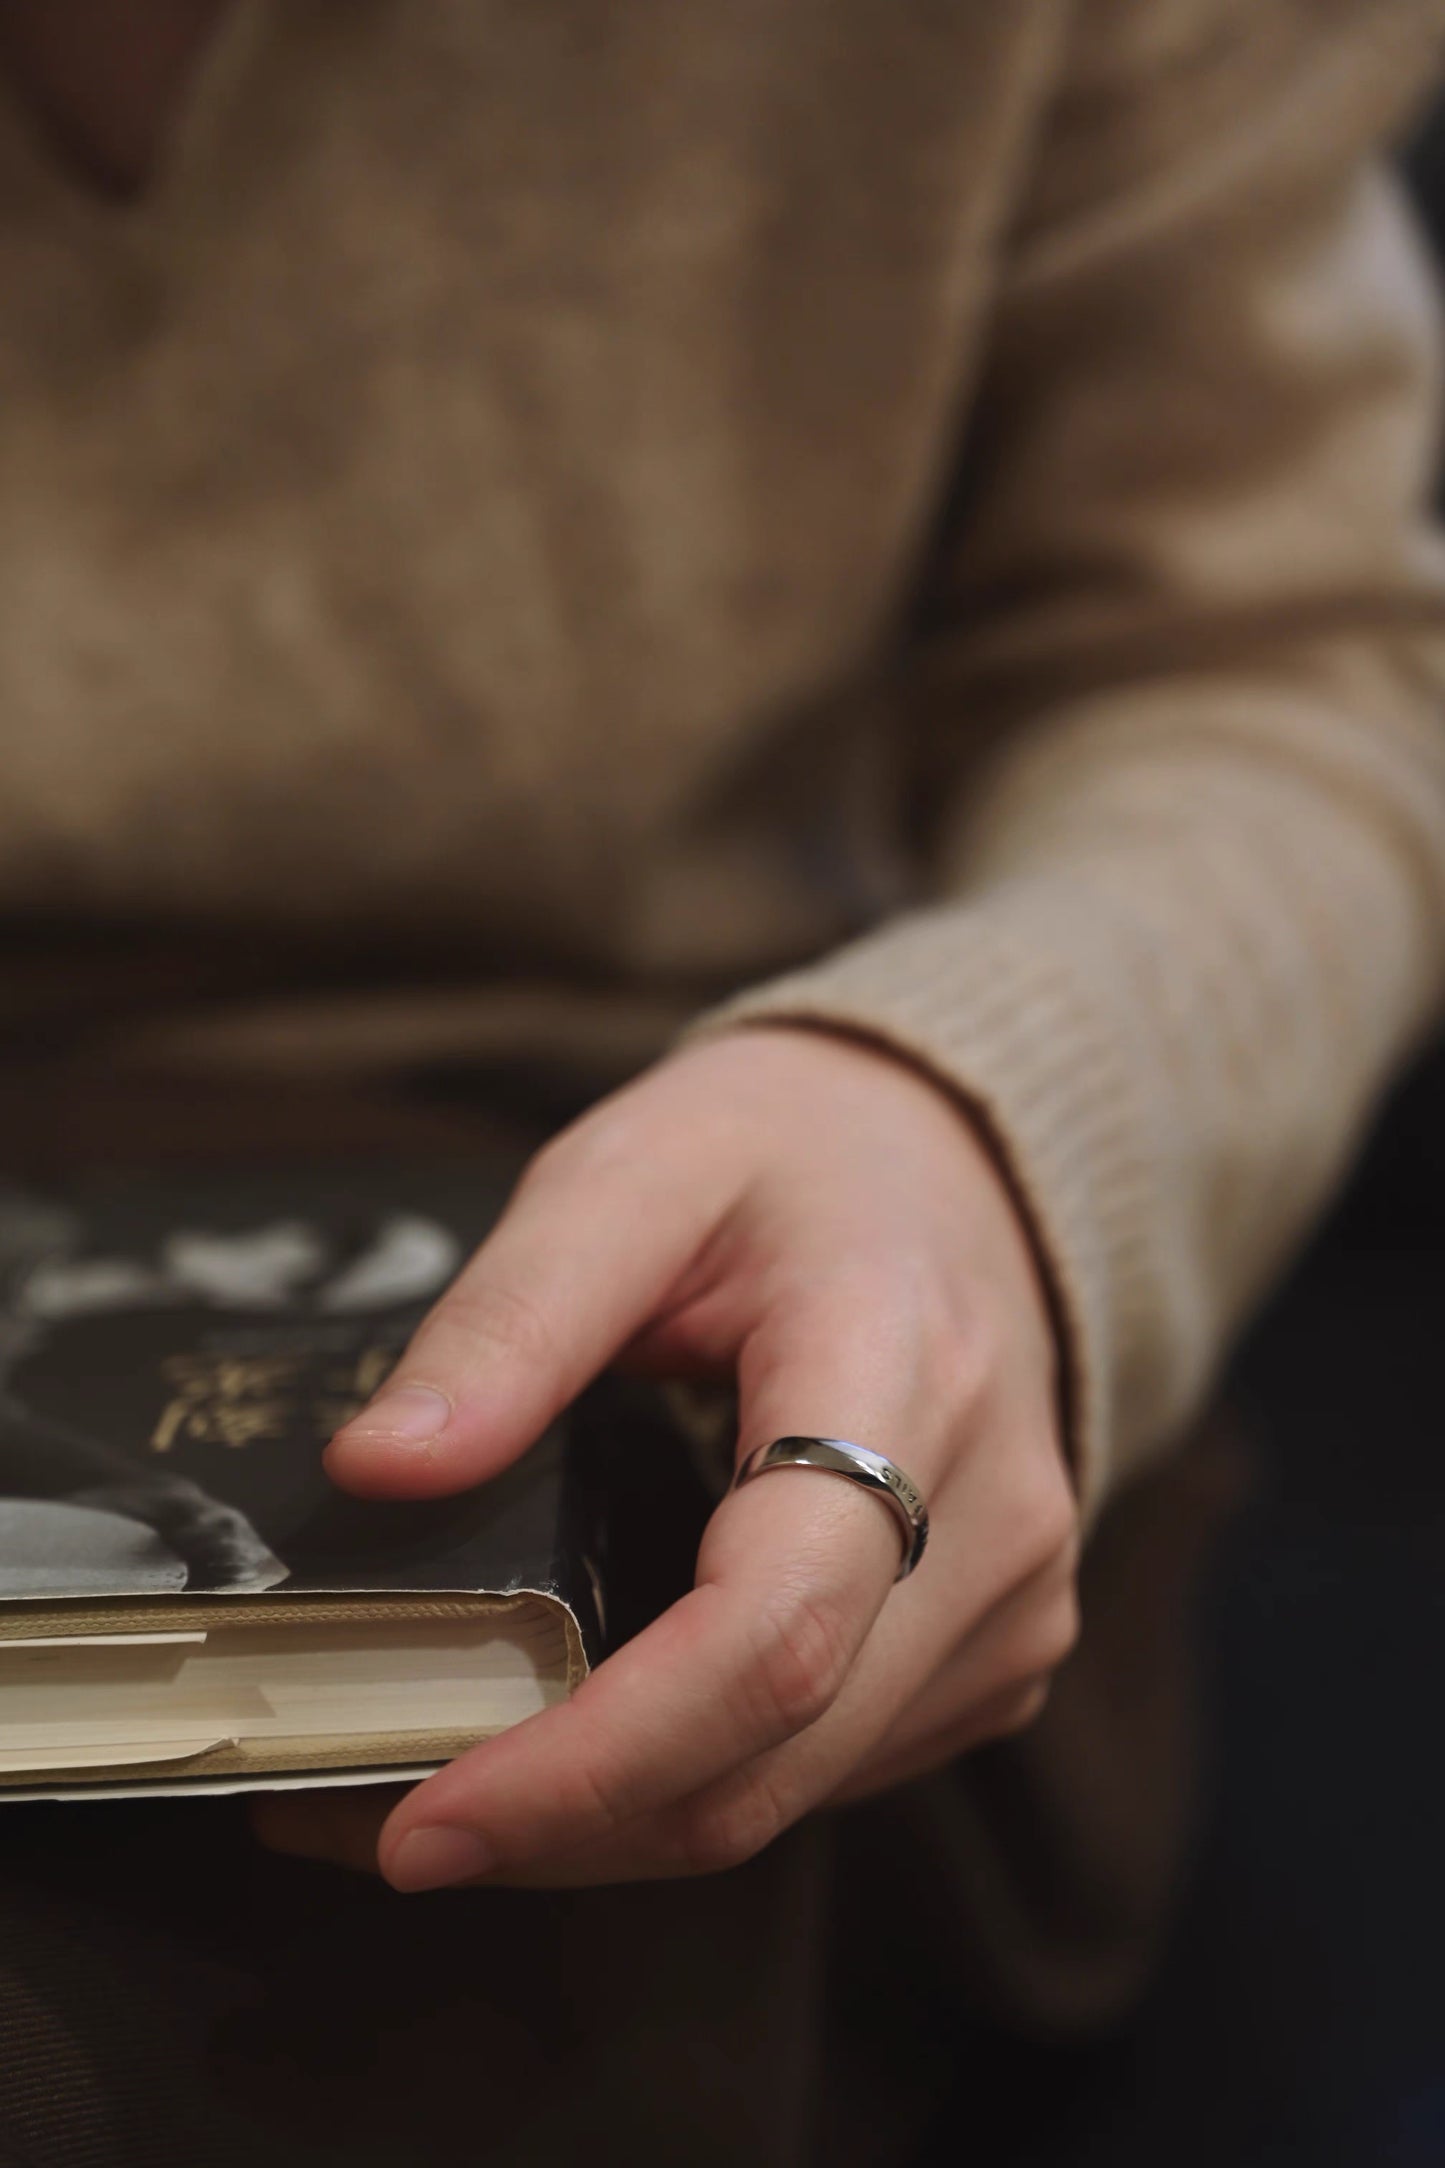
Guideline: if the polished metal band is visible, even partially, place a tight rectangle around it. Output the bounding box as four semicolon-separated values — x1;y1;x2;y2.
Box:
732;1436;929;1580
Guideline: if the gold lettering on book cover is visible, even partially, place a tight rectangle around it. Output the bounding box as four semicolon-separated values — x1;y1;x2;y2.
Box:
149;1348;397;1453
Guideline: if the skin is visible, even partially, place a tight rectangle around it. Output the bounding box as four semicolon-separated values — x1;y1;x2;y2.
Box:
253;1026;1080;1892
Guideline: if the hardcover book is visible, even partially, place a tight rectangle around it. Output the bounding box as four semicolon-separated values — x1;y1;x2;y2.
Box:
0;1159;618;1801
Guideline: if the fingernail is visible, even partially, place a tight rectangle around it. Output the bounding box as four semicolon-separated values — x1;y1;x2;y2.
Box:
386;1825;495;1893
336;1385;451;1445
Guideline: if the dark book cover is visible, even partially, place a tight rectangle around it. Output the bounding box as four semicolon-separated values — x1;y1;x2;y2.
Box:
0;1160;612;1662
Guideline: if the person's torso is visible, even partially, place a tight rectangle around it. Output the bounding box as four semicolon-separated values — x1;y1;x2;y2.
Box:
0;0;1060;1018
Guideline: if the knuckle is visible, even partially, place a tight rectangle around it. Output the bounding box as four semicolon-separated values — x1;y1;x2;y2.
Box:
744;1585;855;1739
523;1101;639;1193
1016;1586;1081;1679
988;1577;1080;1690
679;1781;786;1877
431;1277;559;1373
565;1754;638;1840
1052;1583;1083;1667
888;1276;998;1424
1004;1447;1078;1581
514;1140;563;1198
943;1304;1005;1415
993;1678;1052;1741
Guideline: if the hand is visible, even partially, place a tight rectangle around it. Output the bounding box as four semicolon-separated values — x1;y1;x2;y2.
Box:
253;1028;1079;1889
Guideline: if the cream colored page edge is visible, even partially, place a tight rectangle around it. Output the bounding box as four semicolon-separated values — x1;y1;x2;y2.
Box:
0;1588;590;1796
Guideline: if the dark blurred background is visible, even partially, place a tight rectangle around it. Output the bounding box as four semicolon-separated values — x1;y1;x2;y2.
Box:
920;108;1445;2168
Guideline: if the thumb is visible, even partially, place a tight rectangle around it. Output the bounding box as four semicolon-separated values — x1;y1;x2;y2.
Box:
323;1128;727;1499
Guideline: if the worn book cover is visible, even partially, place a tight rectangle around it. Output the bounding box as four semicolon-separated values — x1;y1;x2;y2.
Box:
0;1159;618;1798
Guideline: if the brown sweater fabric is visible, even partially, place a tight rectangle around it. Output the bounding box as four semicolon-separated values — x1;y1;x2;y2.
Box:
4;0;1445;1518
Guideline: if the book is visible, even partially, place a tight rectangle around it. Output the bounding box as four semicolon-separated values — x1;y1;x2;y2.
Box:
0;1158;618;1801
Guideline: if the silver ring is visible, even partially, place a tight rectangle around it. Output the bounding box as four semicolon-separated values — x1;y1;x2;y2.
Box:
731;1436;929;1581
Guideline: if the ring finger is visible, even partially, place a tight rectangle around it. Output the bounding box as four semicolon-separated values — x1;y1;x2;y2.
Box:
371;1278;961;1891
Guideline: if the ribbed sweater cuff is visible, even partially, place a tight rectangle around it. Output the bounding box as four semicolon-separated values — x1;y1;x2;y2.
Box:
683;896;1162;1517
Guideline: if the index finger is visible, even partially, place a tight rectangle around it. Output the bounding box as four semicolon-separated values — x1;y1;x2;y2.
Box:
324;1117;733;1498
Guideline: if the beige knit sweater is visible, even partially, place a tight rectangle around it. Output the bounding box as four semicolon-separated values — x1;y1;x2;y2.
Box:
2;0;1445;1519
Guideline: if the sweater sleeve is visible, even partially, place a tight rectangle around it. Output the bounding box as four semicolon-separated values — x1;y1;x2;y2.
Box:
688;0;1445;1514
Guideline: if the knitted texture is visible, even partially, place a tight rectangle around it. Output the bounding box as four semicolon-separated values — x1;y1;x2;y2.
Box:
0;0;1440;1513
